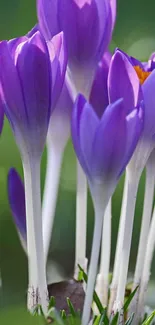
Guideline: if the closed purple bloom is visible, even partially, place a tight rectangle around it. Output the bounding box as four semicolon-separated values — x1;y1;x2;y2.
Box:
37;0;114;70
0;32;51;155
8;168;26;241
71;94;143;184
71;49;144;184
0;31;67;157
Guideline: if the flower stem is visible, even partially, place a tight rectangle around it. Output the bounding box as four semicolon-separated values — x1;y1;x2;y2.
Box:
129;154;155;316
23;156;48;314
96;199;112;306
136;206;155;322
108;174;128;315
82;203;105;325
74;161;88;279
113;170;140;311
42;143;63;261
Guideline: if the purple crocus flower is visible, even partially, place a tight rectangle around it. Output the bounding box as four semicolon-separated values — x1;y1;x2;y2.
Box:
72;50;143;188
0;31;68;313
8;168;26;244
115;49;155;148
37;0;115;96
0;32;51;155
71;50;144;325
0;31;67;156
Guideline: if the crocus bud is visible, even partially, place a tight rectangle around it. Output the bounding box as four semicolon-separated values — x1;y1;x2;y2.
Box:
37;0;115;95
71;93;143;194
0;31;67;158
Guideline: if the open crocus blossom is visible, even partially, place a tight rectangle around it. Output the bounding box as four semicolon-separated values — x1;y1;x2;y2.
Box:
71;49;144;322
37;0;115;97
0;30;67;314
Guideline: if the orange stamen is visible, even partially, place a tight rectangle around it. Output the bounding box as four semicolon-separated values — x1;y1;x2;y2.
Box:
134;66;151;85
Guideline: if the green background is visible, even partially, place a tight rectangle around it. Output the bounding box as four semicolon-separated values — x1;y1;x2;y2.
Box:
0;0;155;322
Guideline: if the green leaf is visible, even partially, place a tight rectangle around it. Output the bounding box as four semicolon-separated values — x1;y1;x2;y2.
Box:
78;269;84;282
125;313;134;325
67;298;76;317
48;296;56;310
93;315;101;325
60;310;67;321
47;307;64;325
142;310;155;325
123;287;138;312
78;265;104;314
110;312;119;325
32;305;45;317
100;309;109;325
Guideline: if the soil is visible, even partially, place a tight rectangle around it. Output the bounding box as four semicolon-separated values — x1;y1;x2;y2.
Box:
48;279;85;314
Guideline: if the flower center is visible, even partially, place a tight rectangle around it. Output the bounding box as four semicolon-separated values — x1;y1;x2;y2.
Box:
134;65;151;85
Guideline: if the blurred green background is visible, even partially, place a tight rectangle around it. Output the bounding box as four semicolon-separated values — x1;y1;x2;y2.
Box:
0;0;155;322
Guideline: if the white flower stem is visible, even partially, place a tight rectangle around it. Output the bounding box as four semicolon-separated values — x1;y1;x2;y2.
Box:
108;174;128;315
42;143;63;261
129;155;155;316
23;155;48;314
96;199;112;307
74;161;88;279
82;200;106;325
113;170;140;311
136;206;155;322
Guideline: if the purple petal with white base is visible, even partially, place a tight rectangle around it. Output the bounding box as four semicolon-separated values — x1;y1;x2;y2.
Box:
71;93;144;185
0;31;66;155
91;99;127;181
48;32;67;109
37;0;114;69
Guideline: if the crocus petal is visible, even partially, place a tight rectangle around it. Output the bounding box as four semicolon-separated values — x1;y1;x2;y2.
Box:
119;106;144;176
8;168;26;240
90;50;111;118
0;41;26;129
37;0;59;40
71;94;97;177
91;98;127;180
47;32;67;110
79;100;99;178
8;37;28;57
15;32;51;147
115;48;144;69
27;24;40;38
108;50;141;113
38;0;112;67
142;70;155;138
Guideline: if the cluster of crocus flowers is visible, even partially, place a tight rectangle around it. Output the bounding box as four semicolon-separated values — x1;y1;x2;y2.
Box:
1;1;155;325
